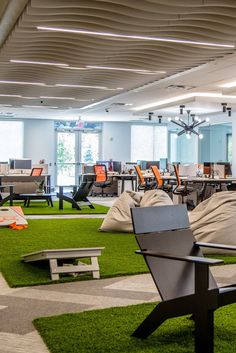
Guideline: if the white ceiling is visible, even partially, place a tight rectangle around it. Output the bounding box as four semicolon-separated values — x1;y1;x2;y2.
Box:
0;0;236;124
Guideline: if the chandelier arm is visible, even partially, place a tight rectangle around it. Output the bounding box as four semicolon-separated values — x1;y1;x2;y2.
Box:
193;120;206;128
179;119;188;127
177;129;186;136
189;128;199;136
171;120;185;128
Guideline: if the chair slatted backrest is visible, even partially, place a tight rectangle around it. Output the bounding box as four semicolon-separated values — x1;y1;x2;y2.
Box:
94;164;107;183
173;164;181;187
151;165;163;187
135;165;145;185
131;205;217;301
73;174;95;201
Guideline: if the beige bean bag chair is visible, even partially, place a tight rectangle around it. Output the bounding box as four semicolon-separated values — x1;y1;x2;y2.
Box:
189;191;236;255
100;189;173;233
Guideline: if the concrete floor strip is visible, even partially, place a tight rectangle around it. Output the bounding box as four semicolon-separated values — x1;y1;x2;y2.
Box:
0;331;49;353
7;288;157;309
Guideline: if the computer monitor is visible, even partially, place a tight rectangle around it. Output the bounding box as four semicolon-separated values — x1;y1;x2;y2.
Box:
84;165;95;174
146;161;159;170
215;162;232;176
9;158;32;170
203;162;212;175
125;162;137;173
96;160;111;171
112;161;122;173
159;158;168;171
137;160;147;170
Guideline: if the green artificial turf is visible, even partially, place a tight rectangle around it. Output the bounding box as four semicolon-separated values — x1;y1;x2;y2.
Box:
0;218;236;287
12;200;109;214
0;218;147;287
34;302;236;353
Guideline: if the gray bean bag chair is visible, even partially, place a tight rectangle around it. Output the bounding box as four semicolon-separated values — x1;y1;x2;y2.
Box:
100;189;173;233
189;191;236;255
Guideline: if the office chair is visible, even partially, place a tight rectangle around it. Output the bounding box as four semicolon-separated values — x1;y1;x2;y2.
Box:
151;165;172;193
172;164;194;205
93;164;112;196
134;165;156;191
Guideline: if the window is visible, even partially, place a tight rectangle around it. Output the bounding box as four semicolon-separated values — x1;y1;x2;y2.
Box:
0;121;23;161
81;132;99;163
56;132;75;185
227;133;232;162
131;124;167;162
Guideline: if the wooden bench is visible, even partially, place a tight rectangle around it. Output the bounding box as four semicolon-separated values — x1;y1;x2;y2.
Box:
22;247;104;280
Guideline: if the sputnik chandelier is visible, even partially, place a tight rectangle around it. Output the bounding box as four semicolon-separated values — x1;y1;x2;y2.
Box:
168;105;209;139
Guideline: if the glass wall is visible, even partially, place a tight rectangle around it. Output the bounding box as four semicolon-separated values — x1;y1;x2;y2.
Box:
0;121;23;161
131;124;168;162
56;127;101;185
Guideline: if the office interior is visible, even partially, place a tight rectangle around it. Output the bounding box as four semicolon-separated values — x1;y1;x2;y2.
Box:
1;1;236;352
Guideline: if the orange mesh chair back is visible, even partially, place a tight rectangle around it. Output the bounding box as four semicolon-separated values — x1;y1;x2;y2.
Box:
135;165;145;186
94;164;107;183
173;164;181;187
151;165;163;188
30;167;43;176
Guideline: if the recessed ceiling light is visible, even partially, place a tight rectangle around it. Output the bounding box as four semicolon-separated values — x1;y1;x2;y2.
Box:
37;26;235;48
86;66;166;74
22;105;47;108
40;96;76;100
0;80;46;86
10;59;69;67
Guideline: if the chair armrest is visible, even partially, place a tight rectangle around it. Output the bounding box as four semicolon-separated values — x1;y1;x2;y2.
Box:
195;242;236;252
136;250;223;265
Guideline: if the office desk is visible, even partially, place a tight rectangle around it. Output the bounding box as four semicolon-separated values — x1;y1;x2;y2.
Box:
184;177;236;201
0;174;51;194
0;184;14;206
110;174;137;193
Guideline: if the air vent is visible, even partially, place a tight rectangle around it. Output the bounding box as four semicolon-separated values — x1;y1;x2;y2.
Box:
167;85;196;90
111;102;126;106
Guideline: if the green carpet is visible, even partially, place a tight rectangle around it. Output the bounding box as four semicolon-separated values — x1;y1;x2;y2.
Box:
0;218;147;287
12;200;109;214
34;302;236;353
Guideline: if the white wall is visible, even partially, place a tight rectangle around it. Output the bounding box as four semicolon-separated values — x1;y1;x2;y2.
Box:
102;122;131;162
24;119;56;184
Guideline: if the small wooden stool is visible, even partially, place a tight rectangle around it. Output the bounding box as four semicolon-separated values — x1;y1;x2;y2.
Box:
22;247;104;280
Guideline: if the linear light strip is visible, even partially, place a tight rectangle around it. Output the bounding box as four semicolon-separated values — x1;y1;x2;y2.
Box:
37;26;235;48
0;80;46;86
133;92;236;111
10;59;68;67
86;65;166;74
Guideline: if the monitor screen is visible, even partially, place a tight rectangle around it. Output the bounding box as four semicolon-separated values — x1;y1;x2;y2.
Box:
112;161;122;173
96;160;112;171
9;158;32;170
146;161;159;170
84;165;95;174
159;158;168;170
137;160;147;170
203;162;213;175
215;162;232;176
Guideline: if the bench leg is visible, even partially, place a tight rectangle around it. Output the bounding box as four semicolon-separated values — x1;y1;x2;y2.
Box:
91;256;100;279
49;259;60;280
